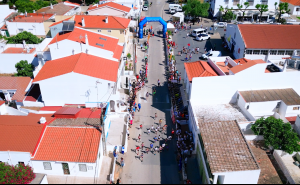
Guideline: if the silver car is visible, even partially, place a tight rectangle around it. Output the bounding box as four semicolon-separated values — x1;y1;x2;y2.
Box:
196;34;210;41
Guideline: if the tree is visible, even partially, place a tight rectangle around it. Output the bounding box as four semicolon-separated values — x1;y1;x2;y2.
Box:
7;31;43;44
275;2;290;22
15;0;58;13
219;5;225;20
255;4;268;22
222;8;236;21
251;117;300;154
0;162;35;184
15;60;34;77
237;2;250;22
182;0;210;20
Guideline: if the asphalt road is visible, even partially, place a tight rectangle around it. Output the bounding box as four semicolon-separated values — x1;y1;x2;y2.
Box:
120;1;181;184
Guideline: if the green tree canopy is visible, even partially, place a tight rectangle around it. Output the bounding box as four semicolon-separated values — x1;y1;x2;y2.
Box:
255;4;268;22
7;31;43;44
182;0;210;18
237;2;250;22
15;0;58;13
275;2;290;22
251;117;300;154
222;8;236;21
15;60;34;77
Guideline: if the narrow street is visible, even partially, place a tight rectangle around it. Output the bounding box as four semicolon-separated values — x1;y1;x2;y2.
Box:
120;0;181;183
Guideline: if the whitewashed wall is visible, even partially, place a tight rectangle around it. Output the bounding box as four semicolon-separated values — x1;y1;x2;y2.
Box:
37;72;115;106
32;161;97;177
88;7;127;17
213;169;261;184
190;71;300;105
0;103;6;115
48;39;117;61
225;24;245;59
286;105;300;117
0;53;36;73
6;22;46;36
0;151;32;166
234;63;269;76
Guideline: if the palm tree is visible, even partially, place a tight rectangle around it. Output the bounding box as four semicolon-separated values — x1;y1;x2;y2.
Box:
237;2;250;22
255;4;268;22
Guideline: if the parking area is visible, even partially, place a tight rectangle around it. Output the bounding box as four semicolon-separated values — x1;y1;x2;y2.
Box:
171;18;231;79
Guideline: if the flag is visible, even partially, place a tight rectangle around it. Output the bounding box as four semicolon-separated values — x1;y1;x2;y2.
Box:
135;55;137;63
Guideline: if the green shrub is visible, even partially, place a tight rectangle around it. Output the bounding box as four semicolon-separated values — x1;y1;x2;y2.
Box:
15;60;34;77
127;53;131;59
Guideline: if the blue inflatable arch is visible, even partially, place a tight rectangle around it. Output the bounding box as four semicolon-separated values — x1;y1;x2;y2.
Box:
139;17;167;39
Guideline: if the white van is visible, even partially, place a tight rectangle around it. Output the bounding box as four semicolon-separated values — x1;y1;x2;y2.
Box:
192;28;206;37
201;51;222;60
169;4;181;11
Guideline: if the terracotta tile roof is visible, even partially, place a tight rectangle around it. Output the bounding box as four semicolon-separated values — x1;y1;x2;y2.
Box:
4;12;15;20
216;62;233;75
234;58;251;65
49;27;120;53
33;53;119;82
281;0;300;5
198;120;259;173
0;77;31;102
2;47;36;54
286;116;297;124
9;13;53;23
239;88;300;105
184;61;218;82
77;108;101;118
230;59;266;74
0;25;7;30
0;101;5;106
49;17;72;27
113;45;124;60
74;15;130;29
54;107;81;118
0;114;54;154
238;25;300;49
87;2;131;13
36;3;74;15
33;127;101;162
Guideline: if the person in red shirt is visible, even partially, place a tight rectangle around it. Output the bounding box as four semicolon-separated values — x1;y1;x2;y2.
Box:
136;74;139;80
136;146;140;155
171;129;175;136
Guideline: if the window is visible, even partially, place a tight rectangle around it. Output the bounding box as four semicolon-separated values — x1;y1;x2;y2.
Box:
293;107;299;110
285;50;293;55
296;8;300;11
270;50;277;55
18;29;24;32
18;162;25;165
253;50;260;54
233;0;240;5
79;164;87;172
98;29;101;32
261;50;268;55
43;162;52;170
261;0;268;5
248;0;254;6
108;30;112;33
9;92;14;97
224;0;229;4
277;50;285;55
246;50;252;54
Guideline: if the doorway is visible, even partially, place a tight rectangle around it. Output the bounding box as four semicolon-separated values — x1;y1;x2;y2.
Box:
62;163;70;175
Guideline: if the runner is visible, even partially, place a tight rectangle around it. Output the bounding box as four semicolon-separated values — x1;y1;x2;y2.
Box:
138;134;141;143
136;146;140;155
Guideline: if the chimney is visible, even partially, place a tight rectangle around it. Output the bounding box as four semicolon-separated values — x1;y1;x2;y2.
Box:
50;3;53;9
25;10;27;17
97;4;98;7
105;16;108;23
82;17;85;27
26;48;30;53
40;117;46;124
22;40;26;49
85;34;89;46
33;10;35;13
283;60;288;72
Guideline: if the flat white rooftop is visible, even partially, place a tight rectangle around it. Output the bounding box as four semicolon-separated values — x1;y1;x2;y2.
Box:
194;103;249;123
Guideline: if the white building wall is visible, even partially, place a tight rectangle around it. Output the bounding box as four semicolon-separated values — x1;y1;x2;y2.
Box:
0;53;37;73
37;72;115;106
286;105;300;117
0;151;32;166
278;101;287;118
211;0;279;17
234;63;268;76
88;7;128;17
48;39;116;61
213;169;261;184
190;71;300;105
32;161;97;177
225;24;245;59
6;22;46;36
0;103;6;115
246;101;280;117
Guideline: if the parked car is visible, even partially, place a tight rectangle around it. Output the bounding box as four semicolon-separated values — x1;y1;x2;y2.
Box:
142;6;148;11
191;28;206;37
169;8;176;14
213;22;227;28
201;51;221;60
196;34;210;41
